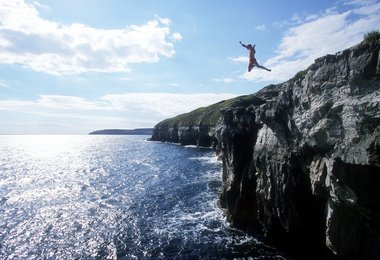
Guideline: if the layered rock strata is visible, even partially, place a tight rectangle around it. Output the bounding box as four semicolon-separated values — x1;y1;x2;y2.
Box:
151;40;380;260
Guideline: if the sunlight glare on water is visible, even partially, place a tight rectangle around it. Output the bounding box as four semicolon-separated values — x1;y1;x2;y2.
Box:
0;135;287;259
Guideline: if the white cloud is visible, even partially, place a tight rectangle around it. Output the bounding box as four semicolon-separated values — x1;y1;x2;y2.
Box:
0;0;182;75
32;1;50;10
342;0;378;6
0;95;107;111
99;93;238;116
229;56;246;63
0;92;238;133
212;78;235;83
255;24;266;31
243;1;380;82
171;32;183;41
0;92;238;118
155;15;171;26
353;1;380;15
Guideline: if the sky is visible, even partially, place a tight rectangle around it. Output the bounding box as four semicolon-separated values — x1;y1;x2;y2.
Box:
0;0;379;134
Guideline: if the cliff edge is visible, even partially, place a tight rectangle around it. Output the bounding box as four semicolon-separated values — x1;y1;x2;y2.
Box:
151;40;380;260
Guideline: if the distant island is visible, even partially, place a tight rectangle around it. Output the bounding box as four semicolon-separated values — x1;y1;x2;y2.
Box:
89;128;153;135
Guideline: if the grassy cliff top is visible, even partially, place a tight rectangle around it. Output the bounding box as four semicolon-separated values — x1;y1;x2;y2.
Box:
156;93;268;127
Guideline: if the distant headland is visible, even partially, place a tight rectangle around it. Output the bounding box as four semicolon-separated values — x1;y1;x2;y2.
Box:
89;128;153;135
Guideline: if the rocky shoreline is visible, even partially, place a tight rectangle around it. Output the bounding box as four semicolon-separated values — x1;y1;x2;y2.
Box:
151;40;380;260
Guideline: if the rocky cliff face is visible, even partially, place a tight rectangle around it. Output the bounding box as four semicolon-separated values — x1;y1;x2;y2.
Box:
151;40;380;260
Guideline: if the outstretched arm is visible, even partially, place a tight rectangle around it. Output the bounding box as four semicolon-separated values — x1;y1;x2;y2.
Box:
239;41;248;49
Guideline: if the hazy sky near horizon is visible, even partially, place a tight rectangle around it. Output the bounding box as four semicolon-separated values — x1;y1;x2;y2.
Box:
0;0;379;134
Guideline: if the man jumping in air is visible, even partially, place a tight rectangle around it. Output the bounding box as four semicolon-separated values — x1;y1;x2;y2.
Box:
240;41;271;72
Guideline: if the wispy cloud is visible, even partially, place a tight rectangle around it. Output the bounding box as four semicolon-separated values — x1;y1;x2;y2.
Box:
32;1;50;10
0;81;8;88
255;24;266;31
0;93;238;119
155;15;171;26
273;7;338;28
0;95;106;111
99;93;238;116
0;0;182;75
171;32;183;41
342;0;378;6
212;78;235;83
229;56;246;63
242;1;380;83
0;92;238;133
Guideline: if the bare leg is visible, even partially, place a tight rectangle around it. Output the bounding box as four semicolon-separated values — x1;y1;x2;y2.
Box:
256;63;271;72
248;63;254;72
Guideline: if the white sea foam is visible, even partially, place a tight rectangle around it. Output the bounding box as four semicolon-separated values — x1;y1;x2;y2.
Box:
0;135;287;259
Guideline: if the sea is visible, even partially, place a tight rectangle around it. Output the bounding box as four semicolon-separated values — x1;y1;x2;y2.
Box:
0;135;287;259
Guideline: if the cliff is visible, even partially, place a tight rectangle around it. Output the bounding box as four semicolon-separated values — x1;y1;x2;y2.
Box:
151;40;380;260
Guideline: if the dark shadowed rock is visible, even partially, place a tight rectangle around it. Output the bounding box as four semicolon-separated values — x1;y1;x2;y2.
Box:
151;40;380;260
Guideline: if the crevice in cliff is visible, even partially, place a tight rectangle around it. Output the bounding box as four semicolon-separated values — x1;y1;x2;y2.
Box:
363;44;380;79
220;128;260;230
281;156;339;260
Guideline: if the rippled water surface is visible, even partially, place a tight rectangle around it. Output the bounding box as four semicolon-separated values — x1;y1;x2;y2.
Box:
0;135;286;259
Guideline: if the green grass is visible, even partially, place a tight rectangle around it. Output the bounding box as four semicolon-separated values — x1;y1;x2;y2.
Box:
363;30;380;44
293;69;308;82
157;94;265;127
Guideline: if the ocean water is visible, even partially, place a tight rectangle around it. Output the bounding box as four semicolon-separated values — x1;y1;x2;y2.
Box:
0;135;286;259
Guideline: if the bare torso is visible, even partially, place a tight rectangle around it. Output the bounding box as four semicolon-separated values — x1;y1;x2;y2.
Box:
248;46;256;63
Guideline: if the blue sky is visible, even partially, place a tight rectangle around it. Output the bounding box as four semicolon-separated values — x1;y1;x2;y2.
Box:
0;0;379;134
